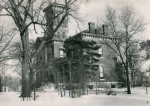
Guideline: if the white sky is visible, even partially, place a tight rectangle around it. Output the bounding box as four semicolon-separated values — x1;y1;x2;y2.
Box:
26;0;150;40
67;0;150;40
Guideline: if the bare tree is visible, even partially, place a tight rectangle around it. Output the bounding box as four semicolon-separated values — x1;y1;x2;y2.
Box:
0;66;5;92
10;39;45;100
0;26;14;92
0;26;14;64
140;40;150;60
128;44;144;88
0;0;89;99
99;5;145;94
0;66;7;92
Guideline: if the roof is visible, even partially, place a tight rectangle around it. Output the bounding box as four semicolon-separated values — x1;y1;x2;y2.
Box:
72;31;116;40
34;36;65;48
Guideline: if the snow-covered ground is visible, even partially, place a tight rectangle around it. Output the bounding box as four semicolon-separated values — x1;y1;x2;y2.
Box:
0;87;150;106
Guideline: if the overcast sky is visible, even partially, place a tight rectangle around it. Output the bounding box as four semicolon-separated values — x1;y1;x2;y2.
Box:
28;0;150;40
67;0;150;40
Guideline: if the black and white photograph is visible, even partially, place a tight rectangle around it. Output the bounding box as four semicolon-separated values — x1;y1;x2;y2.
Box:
0;0;150;106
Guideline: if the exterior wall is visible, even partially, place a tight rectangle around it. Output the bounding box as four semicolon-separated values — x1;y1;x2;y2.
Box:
100;44;117;82
53;41;66;58
79;33;117;82
53;27;69;40
35;3;69;85
36;3;118;86
44;4;69;59
44;3;69;39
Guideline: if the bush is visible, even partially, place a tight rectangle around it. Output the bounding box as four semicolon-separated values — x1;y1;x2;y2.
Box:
64;85;80;90
88;85;93;89
105;88;116;96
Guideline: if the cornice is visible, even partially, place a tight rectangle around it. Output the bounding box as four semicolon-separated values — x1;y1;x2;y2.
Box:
80;32;116;40
53;40;64;42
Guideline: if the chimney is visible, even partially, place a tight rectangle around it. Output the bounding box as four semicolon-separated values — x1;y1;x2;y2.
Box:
102;24;108;36
88;22;95;34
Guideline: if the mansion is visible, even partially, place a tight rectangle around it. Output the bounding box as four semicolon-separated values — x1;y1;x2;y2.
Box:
35;3;123;88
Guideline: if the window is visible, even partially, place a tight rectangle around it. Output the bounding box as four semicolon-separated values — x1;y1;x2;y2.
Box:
54;13;59;25
57;15;61;23
64;19;68;28
62;19;68;28
57;32;60;38
99;65;104;79
83;49;87;55
62;32;65;38
59;49;64;57
98;47;102;55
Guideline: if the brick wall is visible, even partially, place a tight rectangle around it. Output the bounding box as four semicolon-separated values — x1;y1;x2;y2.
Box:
81;34;117;82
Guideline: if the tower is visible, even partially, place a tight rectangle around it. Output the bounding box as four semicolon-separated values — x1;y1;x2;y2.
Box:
43;2;69;58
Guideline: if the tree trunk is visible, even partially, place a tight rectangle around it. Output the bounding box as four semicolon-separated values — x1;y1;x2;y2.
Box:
4;70;7;92
133;72;135;88
34;83;36;100
80;59;84;94
146;82;148;94
20;30;31;98
57;71;60;95
69;61;71;97
0;76;2;92
21;54;31;98
63;66;65;96
131;71;135;88
96;77;97;95
146;78;148;95
125;66;131;94
86;81;88;95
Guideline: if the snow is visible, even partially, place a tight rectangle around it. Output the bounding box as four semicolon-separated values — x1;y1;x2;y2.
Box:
0;87;150;106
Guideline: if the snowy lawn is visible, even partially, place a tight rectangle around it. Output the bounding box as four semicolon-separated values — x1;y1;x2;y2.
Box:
0;87;150;106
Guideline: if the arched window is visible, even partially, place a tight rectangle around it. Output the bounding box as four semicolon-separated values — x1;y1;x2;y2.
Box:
99;65;104;79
